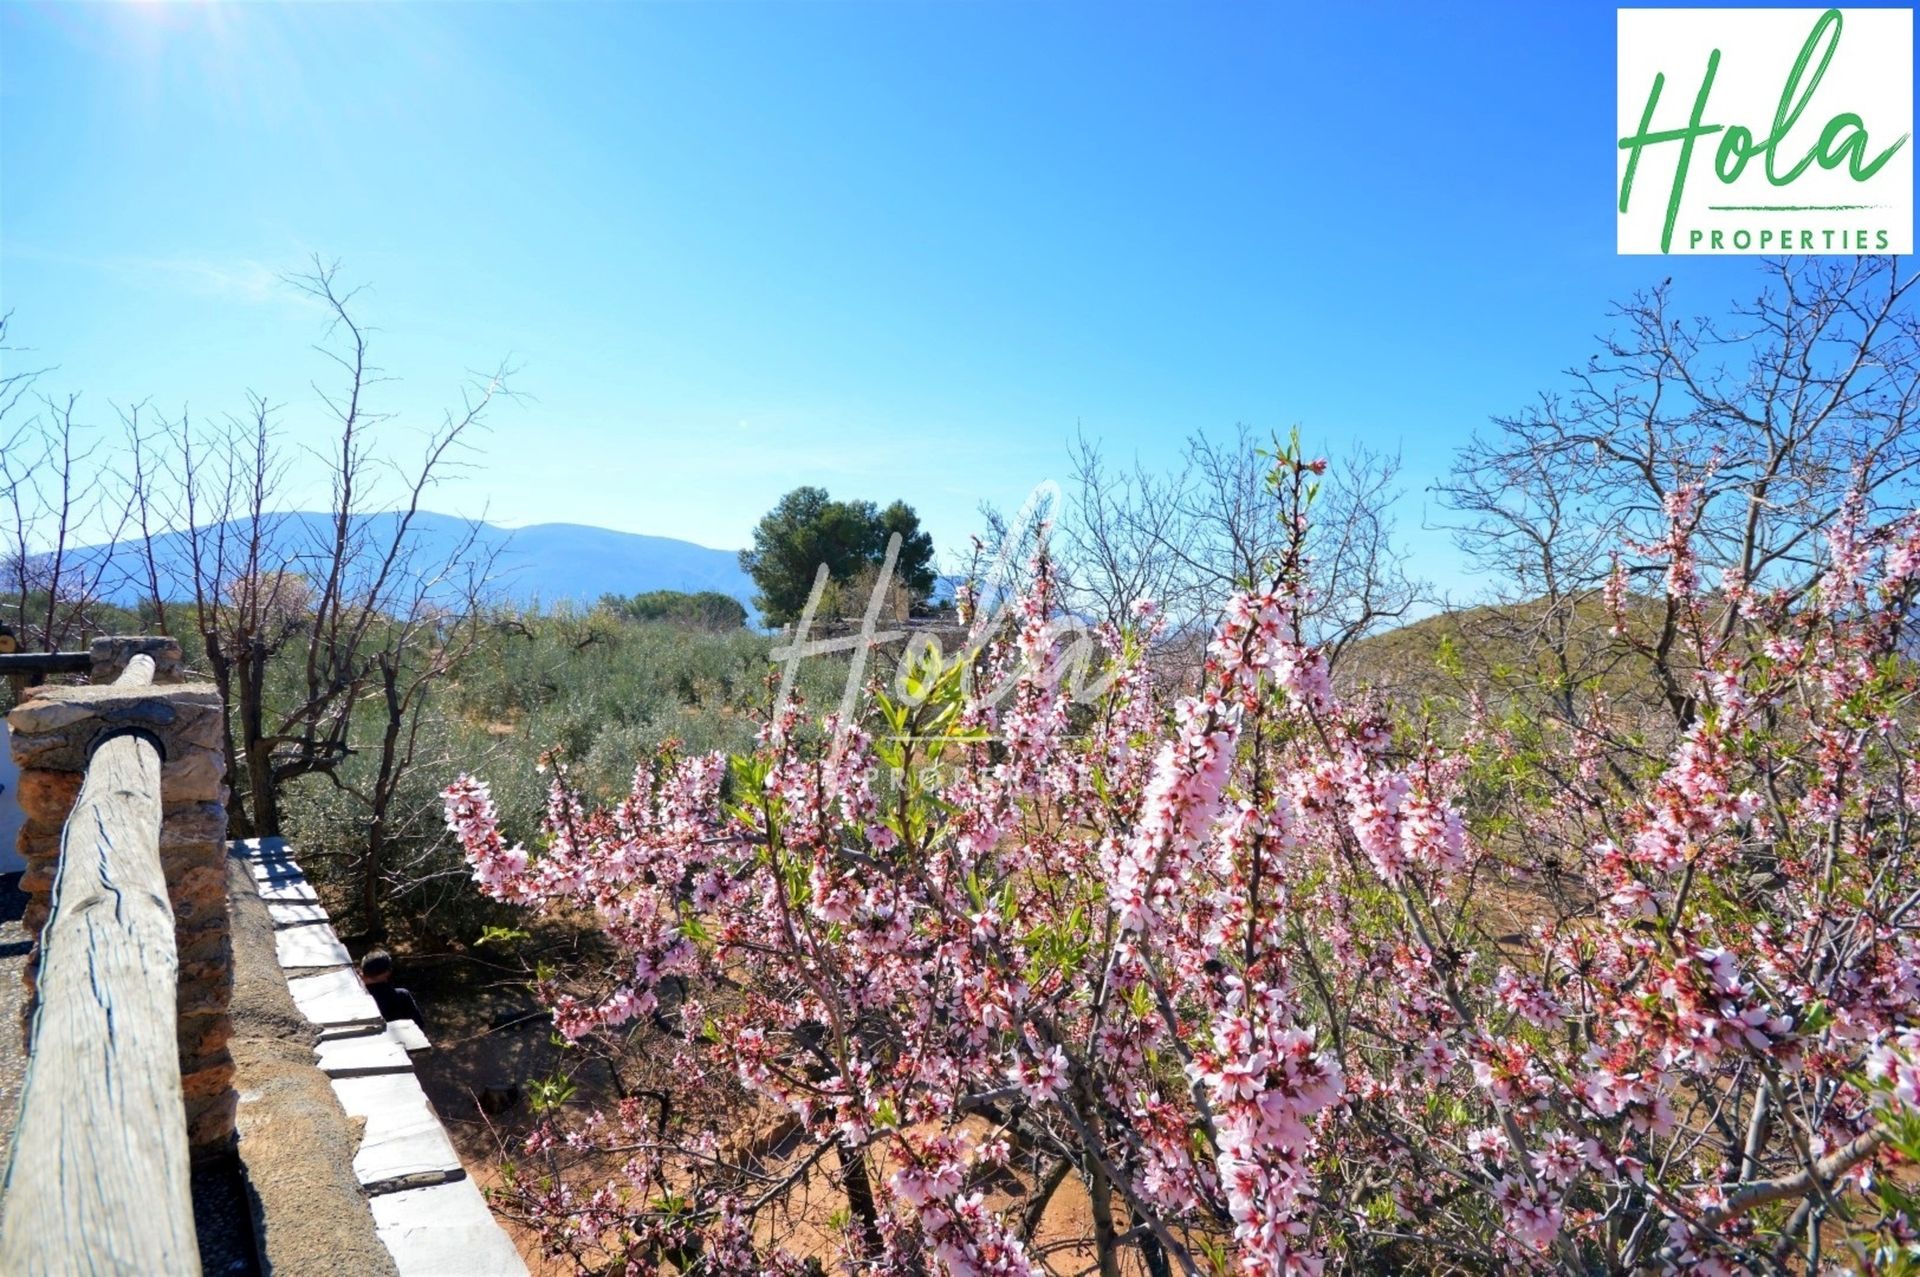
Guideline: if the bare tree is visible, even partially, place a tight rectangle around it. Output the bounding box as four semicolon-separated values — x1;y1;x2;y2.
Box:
1306;444;1423;668
1437;256;1920;731
354;578;492;940
0;316;138;658
1049;424;1422;663
1057;430;1196;628
120;400;174;635
142;260;513;881
0;270;512;935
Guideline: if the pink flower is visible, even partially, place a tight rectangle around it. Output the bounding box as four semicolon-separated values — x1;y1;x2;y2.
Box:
1492;1176;1563;1251
1010;1044;1070;1102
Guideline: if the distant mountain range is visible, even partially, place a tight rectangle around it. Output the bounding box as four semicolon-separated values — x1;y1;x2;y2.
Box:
78;511;757;615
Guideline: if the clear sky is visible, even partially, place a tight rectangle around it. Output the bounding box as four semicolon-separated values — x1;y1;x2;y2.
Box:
0;0;1902;594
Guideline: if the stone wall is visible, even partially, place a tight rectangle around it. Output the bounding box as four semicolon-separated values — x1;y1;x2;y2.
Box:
4;639;237;1156
87;635;190;686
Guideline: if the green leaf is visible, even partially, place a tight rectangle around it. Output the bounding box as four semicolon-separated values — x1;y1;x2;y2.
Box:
527;1073;577;1113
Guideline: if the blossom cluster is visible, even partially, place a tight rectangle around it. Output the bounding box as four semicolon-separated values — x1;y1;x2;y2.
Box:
444;464;1920;1274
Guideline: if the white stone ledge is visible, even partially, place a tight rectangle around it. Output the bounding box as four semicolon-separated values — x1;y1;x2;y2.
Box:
332;1073;465;1190
370;1179;529;1277
275;921;352;971
316;1031;414;1078
288;968;384;1030
267;901;329;928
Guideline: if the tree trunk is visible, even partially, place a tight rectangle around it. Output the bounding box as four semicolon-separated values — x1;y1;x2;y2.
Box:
201;631;250;836
1085;1149;1124;1277
361;657;405;942
238;640;280;837
246;737;280;837
1132;1205;1174;1277
835;1136;888;1262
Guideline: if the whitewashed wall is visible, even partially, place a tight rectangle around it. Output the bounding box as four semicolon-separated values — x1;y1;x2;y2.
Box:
0;721;23;874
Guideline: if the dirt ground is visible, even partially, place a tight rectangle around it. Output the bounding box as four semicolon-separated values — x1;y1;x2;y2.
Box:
383;947;573;1273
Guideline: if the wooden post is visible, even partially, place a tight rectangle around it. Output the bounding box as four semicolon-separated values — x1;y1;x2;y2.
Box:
0;655;201;1274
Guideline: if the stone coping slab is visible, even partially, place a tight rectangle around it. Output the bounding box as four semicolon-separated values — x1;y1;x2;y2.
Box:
268;901;330;927
276;921;353;971
315;1031;414;1078
233;836;291;860
317;1022;384;1043
369;1179;529;1277
331;1073;465;1192
249;855;307;885
255;876;321;904
233;837;523;1273
288;968;384;1030
241;851;320;903
386;1020;431;1054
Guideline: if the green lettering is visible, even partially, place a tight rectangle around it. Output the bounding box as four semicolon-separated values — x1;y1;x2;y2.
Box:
1716;125;1755;181
1814;112;1910;179
1618;53;1723;253
1767;8;1842;185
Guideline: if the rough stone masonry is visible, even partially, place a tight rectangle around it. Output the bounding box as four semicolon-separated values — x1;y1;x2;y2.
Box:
5;636;237;1155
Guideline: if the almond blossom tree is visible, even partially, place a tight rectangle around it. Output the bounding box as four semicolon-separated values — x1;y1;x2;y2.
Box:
446;443;1920;1275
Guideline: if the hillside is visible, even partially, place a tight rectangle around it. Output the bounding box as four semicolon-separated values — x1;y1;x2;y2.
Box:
1339;590;1691;712
66;511;755;614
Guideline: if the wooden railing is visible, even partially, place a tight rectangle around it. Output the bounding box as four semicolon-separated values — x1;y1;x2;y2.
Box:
0;653;201;1274
0;652;93;677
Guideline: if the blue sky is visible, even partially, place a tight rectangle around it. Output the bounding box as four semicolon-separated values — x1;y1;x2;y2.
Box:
0;0;1901;594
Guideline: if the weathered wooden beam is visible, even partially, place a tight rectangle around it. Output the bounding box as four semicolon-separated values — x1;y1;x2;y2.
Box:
0;653;200;1274
0;652;91;676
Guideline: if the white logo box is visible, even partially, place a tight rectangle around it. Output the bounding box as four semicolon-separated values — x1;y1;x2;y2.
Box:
1617;8;1913;255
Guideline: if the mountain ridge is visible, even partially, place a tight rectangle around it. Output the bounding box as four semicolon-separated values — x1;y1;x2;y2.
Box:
69;511;757;614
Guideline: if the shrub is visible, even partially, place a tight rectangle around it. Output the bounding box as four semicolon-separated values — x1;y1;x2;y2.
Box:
281;607;847;943
598;590;749;632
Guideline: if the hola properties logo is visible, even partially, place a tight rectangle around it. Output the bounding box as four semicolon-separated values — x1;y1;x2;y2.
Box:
1618;8;1913;255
